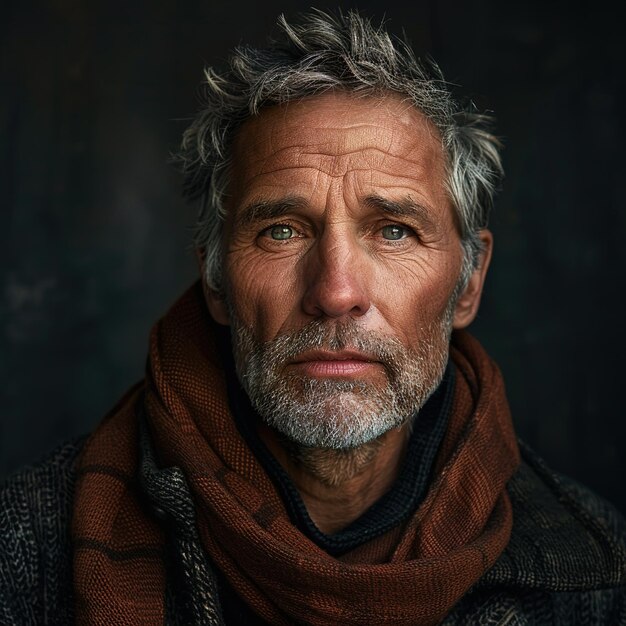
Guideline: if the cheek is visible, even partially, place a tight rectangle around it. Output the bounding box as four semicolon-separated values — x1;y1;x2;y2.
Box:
375;256;459;342
225;251;303;340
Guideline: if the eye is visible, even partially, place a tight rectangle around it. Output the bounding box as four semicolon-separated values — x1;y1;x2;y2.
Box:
381;224;410;240
267;224;294;240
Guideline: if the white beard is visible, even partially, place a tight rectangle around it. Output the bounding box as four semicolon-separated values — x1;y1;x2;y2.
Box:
229;307;454;450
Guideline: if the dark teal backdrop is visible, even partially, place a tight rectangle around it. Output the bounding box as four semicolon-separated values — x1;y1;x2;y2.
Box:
2;0;625;514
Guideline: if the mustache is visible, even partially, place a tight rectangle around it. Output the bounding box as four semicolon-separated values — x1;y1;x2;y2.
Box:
257;319;411;369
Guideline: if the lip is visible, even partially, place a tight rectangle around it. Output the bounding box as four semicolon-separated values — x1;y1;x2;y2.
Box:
289;350;380;377
292;350;375;363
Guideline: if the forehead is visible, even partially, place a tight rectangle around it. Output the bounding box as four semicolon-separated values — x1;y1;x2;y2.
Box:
228;91;450;216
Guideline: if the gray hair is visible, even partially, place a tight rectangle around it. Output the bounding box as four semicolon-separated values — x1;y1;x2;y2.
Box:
176;9;503;294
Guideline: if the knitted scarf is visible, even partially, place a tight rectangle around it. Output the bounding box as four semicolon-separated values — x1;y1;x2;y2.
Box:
72;283;520;625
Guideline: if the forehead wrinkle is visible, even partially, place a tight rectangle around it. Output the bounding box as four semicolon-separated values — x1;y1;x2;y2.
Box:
276;119;438;160
240;149;433;183
234;92;444;160
242;125;432;162
240;168;441;195
230;94;451;229
240;125;392;161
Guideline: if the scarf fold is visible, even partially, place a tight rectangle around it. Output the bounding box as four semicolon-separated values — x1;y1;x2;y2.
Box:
73;283;520;625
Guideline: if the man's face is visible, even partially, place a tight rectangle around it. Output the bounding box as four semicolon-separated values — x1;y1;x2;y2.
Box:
208;92;473;449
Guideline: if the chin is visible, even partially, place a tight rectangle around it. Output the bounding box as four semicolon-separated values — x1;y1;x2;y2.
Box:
261;390;407;450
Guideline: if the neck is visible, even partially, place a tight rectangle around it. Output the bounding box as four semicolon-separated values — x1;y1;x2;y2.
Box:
258;422;412;534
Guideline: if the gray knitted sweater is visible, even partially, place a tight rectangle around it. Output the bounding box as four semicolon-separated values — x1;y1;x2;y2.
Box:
1;438;625;625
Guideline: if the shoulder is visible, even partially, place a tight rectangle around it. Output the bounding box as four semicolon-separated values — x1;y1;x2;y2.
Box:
0;438;85;624
506;440;626;585
552;463;626;546
447;441;626;624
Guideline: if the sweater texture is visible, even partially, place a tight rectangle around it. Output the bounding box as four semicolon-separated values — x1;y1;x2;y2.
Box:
1;436;625;624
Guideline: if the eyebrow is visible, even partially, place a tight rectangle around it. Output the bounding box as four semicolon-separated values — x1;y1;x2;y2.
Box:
236;196;306;227
236;193;439;233
364;194;439;234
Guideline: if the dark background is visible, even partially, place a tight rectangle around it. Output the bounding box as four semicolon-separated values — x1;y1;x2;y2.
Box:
2;0;624;514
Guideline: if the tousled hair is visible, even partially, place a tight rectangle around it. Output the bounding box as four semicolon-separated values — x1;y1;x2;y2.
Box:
175;9;503;293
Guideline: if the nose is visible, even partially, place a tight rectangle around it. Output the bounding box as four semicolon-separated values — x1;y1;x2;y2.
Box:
301;231;371;319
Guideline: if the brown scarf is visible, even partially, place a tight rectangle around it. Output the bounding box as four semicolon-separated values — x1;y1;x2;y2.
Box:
72;283;520;625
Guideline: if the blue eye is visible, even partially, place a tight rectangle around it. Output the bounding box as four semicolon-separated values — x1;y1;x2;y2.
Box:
269;225;294;240
381;225;407;240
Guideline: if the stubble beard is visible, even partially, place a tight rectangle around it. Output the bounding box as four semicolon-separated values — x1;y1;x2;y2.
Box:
229;303;455;454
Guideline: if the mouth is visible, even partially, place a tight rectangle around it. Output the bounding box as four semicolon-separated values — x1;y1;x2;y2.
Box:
288;350;381;378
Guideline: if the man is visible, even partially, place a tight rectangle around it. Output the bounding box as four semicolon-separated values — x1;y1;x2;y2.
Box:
1;9;625;625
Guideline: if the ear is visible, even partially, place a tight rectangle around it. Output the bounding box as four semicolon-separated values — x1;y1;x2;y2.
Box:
196;248;230;326
452;229;493;329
